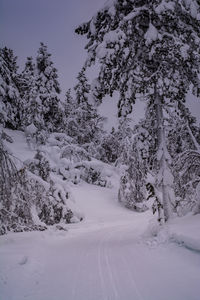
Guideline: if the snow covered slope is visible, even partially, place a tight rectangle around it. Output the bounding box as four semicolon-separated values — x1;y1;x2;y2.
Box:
1;181;200;300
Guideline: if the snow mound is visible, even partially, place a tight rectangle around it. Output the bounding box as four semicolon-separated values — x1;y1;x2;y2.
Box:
143;214;200;252
168;214;200;252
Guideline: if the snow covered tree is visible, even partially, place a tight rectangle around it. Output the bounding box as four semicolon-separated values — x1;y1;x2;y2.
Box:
0;130;37;235
0;132;79;235
99;127;120;163
118;138;148;211
18;56;41;129
61;68;106;154
168;104;200;215
117;118;148;211
35;42;62;132
62;89;78;138
0;47;21;129
73;67;105;146
18;57;35;98
76;0;200;222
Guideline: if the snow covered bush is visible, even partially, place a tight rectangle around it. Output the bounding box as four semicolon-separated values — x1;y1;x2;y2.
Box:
27;175;74;226
0;133;82;235
25;150;51;181
0;138;47;235
61;144;91;163
47;132;73;148
75;161;110;187
118;168;148;212
58;157;113;187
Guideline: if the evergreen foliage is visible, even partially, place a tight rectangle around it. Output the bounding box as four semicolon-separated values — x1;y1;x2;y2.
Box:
19;56;40;128
73;68;105;146
76;0;200;222
0;47;21;129
35;42;62;131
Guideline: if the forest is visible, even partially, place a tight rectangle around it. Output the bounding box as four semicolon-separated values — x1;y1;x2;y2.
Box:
1;0;200;235
1;1;200;299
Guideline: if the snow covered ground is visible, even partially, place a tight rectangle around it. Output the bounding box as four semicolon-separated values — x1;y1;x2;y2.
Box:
1;181;200;300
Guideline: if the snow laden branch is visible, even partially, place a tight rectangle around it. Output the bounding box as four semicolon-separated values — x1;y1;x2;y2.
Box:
76;0;200;222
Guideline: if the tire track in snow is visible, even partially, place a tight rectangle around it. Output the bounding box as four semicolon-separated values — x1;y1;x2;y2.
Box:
97;235;109;300
104;232;120;300
121;255;144;300
104;223;145;300
97;229;121;300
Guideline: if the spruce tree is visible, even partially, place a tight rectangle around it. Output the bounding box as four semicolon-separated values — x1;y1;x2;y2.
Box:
0;47;21;129
99;127;120;163
73;68;105;147
35;42;61;132
62;89;79;138
18;56;41;128
76;0;200;222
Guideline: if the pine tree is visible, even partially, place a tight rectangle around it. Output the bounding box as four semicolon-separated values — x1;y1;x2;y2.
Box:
35;42;61;131
76;0;200;222
99;127;120;163
18;56;41;129
73;68;105;148
62;89;78;138
19;57;35;98
0;47;21;129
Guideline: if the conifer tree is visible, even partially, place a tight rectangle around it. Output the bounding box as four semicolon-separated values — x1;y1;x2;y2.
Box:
0;47;21;129
62;89;78;138
76;0;200;222
99;127;120;163
73;68;105;147
35;42;61;131
18;56;41;128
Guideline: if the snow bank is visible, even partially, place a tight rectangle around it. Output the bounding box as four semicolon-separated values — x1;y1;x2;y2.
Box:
168;214;200;252
143;214;200;252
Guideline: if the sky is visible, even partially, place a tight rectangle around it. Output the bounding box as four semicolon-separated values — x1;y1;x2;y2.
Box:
0;0;199;127
0;0;105;90
0;0;122;129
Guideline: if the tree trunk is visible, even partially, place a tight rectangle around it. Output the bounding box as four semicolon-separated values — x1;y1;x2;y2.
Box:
155;87;173;222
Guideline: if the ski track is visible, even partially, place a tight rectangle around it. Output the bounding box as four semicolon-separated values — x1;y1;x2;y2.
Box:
0;183;200;300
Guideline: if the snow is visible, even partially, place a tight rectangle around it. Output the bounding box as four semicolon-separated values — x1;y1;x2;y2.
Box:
4;129;36;168
124;10;140;21
168;214;200;252
1;179;200;300
1;130;200;300
96;29;126;60
155;1;175;14
180;44;190;60
25;123;37;135
144;23;158;45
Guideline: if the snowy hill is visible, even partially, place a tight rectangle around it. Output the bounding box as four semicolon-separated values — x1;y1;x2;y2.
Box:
1;181;200;300
1;128;120;234
1;129;200;300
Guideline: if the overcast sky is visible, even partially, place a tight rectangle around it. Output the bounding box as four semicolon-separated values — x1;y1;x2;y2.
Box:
0;0;105;90
0;0;199;127
0;0;122;129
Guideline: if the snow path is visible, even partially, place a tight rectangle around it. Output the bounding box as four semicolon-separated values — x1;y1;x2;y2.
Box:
1;183;200;300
